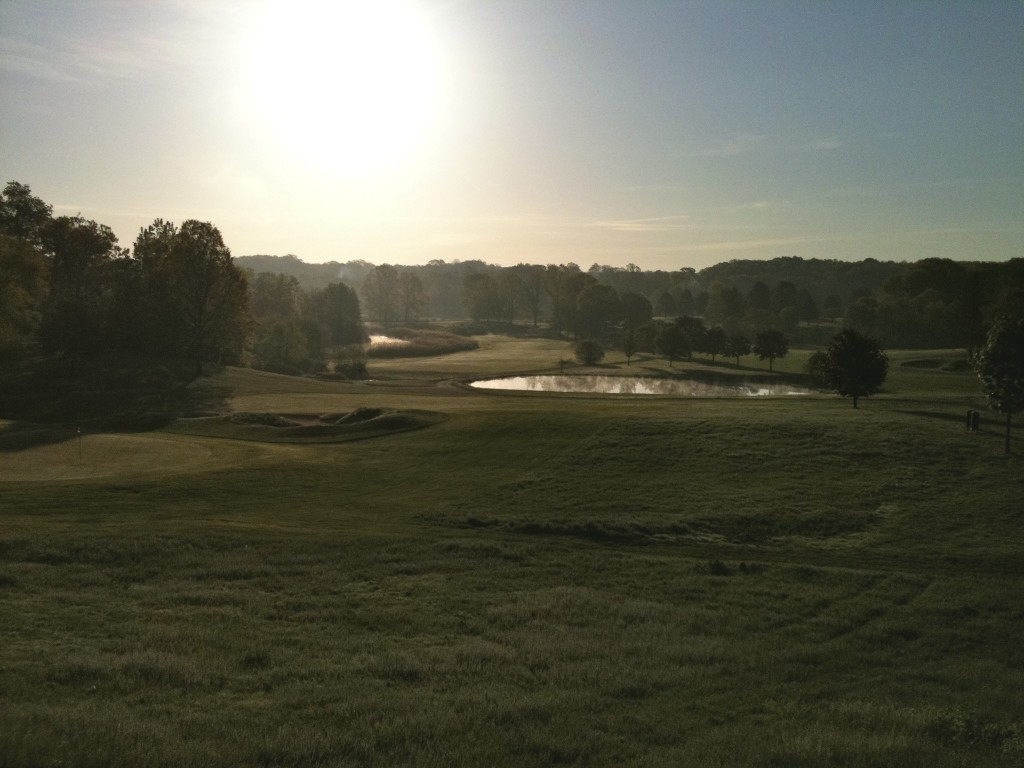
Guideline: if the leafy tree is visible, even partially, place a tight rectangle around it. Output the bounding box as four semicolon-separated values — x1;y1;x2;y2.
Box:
620;291;653;331
846;296;879;336
513;263;545;327
462;272;501;321
705;282;745;325
166;220;250;375
544;264;593;336
656;323;688;367
247;272;305;372
362;264;399;324
771;280;799;314
675;287;695;316
575;282;621;339
974;315;1024;453
252;318;307;373
307;282;365;348
0;181;52;245
653;289;677;317
747;281;771;311
40;215;121;359
0;235;48;356
249;272;301;321
675;316;706;360
810;328;889;409
574;338;605;365
130;219;249;374
702;326;727;363
753;329;789;372
723;333;751;367
797;288;819;323
397;271;425;324
499;270;524;325
821;294;843;321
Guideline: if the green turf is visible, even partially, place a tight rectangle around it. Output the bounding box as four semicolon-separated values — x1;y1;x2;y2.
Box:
1;338;1021;767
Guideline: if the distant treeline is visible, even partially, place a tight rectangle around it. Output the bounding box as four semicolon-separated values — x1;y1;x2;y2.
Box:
237;252;1024;351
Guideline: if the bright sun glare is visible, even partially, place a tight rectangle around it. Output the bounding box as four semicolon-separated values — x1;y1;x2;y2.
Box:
240;0;448;178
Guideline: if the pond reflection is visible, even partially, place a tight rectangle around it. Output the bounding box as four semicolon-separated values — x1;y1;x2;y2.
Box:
470;375;811;397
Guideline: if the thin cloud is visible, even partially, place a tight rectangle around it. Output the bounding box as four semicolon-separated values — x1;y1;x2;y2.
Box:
680;236;827;253
0;1;222;86
686;133;767;158
590;214;693;233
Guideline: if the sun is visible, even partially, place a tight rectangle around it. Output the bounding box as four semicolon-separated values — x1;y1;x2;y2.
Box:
238;0;449;178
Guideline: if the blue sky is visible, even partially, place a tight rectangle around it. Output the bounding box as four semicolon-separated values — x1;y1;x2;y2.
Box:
1;0;1021;269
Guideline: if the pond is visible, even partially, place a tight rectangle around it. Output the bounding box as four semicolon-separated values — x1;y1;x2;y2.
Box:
469;374;812;397
368;334;410;350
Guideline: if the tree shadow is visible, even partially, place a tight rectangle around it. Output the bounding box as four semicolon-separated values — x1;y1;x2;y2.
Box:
896;409;989;428
0;362;232;451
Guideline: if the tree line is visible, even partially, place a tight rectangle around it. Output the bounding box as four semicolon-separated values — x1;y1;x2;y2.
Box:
0;182;364;380
241;253;1024;352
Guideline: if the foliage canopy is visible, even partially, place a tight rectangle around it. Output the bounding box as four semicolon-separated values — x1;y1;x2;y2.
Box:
809;328;889;408
974;314;1024;452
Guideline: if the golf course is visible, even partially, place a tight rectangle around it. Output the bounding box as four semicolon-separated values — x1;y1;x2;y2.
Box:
1;336;1021;767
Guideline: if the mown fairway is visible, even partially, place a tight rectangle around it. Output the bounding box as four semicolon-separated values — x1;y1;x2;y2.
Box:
1;339;1022;767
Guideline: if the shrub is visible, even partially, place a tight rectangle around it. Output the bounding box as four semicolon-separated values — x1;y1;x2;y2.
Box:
574;339;605;366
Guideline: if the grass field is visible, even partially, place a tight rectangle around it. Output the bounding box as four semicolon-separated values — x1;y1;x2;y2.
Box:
2;338;1021;766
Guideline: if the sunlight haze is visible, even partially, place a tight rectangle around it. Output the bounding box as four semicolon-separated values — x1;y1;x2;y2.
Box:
1;0;1021;268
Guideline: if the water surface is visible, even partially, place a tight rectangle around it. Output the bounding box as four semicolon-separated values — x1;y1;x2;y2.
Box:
470;374;810;397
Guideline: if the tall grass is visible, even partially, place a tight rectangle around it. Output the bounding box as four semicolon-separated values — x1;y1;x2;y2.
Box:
1;339;1021;766
367;327;479;358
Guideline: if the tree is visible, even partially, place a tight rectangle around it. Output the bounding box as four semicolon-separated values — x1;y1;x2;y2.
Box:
362;264;399;325
514;264;545;327
307;282;365;348
0;235;48;356
575;282;621;339
771;280;799;314
252;318;307;373
656;323;688;367
705;281;745;325
166;220;249;375
574;338;605;365
620;291;653;331
653;289;677;317
0;181;52;245
747;281;771;311
753;329;789;372
544;264;592;336
40;215;121;359
974;315;1024;453
723;333;751;367
397;271;425;324
623;328;637;366
499;270;524;325
247;272;306;372
702;326;727;363
248;272;301;322
462;272;501;321
675;316;706;360
129;219;249;374
810;328;889;409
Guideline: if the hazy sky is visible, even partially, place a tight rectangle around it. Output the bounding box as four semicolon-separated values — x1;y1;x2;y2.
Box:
2;1;1021;270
